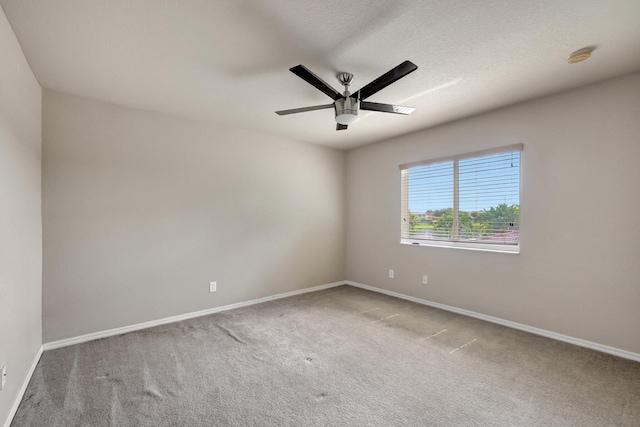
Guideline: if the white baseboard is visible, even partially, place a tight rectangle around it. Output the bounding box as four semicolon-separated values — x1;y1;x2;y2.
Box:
4;345;43;427
42;279;640;363
43;281;346;351
345;281;640;363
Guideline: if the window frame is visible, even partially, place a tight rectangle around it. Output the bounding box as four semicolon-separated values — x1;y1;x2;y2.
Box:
400;144;523;254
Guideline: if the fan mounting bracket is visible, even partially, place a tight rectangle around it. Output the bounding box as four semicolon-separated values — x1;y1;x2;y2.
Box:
338;72;354;87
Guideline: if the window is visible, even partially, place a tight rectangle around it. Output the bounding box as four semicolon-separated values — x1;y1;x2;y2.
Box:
400;144;522;253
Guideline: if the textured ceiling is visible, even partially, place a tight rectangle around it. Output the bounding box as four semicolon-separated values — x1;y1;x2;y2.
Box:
2;0;640;149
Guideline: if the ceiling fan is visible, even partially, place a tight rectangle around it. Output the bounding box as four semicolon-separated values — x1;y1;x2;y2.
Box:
275;61;418;131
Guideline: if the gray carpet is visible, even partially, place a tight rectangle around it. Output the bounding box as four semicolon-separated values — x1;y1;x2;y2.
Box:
13;285;640;426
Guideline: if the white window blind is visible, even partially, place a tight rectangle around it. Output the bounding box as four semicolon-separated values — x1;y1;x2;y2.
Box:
401;144;522;252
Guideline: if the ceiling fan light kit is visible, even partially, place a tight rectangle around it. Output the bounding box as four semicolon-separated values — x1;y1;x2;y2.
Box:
335;97;359;125
276;61;418;131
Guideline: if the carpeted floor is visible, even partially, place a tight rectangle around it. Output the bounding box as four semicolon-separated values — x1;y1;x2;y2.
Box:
13;285;640;426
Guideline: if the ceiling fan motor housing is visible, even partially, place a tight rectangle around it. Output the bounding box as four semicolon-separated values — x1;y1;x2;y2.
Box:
335;96;358;124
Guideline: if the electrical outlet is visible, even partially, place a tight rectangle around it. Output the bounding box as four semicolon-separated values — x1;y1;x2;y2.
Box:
422;275;428;285
389;269;394;279
209;281;217;293
1;365;6;390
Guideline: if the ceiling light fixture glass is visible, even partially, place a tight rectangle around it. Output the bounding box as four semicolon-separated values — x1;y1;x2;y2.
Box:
336;111;359;125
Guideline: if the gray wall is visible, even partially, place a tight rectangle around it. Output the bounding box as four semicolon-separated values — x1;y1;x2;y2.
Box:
42;90;346;343
0;8;42;425
346;72;640;354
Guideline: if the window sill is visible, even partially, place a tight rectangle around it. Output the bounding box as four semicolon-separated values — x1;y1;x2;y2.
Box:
401;239;520;254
